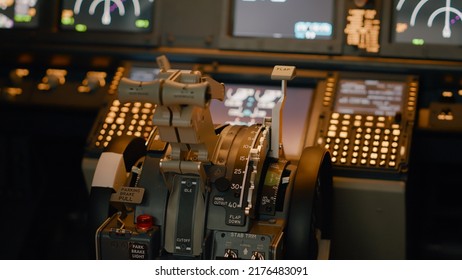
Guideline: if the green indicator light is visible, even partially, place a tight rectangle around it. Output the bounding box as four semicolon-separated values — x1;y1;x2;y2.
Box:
412;38;424;46
135;19;150;29
61;17;75;26
75;24;87;32
15;15;32;23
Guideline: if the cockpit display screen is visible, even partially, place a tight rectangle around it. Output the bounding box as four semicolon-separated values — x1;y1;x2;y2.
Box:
334;79;405;117
0;0;40;29
393;0;462;46
232;0;335;40
60;0;154;32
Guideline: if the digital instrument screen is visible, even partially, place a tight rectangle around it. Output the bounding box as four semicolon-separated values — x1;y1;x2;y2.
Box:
393;0;462;46
232;0;334;40
334;79;404;116
0;0;40;29
210;83;313;159
60;0;155;32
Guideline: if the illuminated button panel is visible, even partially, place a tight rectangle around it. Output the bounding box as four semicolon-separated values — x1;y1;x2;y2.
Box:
323;113;402;169
1;68;29;98
93;99;155;148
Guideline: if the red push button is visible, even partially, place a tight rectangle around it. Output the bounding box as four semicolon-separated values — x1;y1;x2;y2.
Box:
136;214;154;231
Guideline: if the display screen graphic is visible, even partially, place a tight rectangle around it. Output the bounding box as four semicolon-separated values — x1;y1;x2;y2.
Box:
232;0;334;40
0;0;40;29
334;79;404;117
393;0;462;46
210;83;313;159
61;0;154;32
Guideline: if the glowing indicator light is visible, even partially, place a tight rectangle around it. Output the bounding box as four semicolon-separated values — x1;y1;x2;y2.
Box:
61;17;74;26
344;9;381;53
396;22;408;33
412;38;424;45
136;214;154;231
135;19;150;29
75;24;87;32
442;91;453;98
14;15;32;23
294;21;332;39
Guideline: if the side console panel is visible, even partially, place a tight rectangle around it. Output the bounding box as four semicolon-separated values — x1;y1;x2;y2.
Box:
308;71;418;259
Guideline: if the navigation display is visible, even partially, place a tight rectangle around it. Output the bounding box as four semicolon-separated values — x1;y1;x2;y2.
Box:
232;0;334;40
0;0;40;29
60;0;154;32
210;83;313;159
334;79;404;116
393;0;462;46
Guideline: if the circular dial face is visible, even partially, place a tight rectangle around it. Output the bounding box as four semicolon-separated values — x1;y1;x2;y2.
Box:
61;0;154;32
394;0;462;45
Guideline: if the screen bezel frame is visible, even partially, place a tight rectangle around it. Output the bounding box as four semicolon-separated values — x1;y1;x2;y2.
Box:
218;0;345;55
380;1;462;61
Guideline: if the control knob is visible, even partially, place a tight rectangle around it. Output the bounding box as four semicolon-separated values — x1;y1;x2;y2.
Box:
224;249;238;259
250;251;265;260
78;71;107;93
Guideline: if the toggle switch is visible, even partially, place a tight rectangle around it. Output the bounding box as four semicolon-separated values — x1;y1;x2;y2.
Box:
37;69;67;91
78;71;107;93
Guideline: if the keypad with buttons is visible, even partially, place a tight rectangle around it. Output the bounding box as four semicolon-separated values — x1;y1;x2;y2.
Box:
314;73;418;176
89;99;155;150
322;112;403;170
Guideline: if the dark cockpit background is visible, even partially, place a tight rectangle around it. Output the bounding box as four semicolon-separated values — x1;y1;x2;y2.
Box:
1;0;461;259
